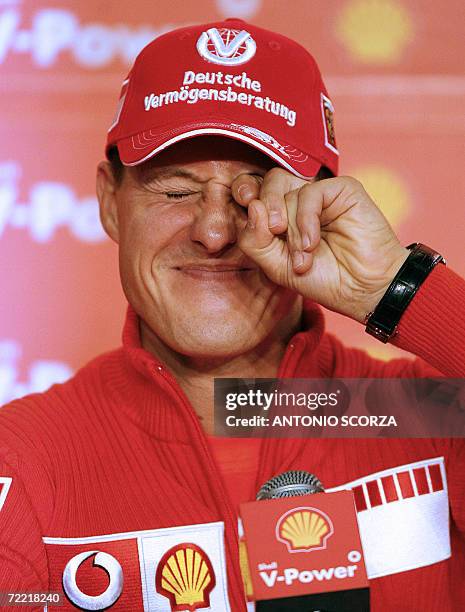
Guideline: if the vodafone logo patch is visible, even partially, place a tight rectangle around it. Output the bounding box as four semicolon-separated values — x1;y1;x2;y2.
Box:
63;551;123;609
197;28;256;66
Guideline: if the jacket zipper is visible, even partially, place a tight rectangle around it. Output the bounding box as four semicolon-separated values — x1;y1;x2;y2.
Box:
149;363;248;611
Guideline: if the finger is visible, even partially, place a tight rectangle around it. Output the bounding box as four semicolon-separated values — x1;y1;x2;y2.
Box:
259;167;305;234
284;189;301;253
296;182;323;252
239;198;298;283
231;174;262;207
239;199;274;252
293;250;313;274
285;189;314;274
301;176;367;228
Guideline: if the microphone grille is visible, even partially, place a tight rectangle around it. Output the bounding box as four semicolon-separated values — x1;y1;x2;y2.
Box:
257;470;324;500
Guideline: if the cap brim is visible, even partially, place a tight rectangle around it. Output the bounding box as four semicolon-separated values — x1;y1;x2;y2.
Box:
116;121;322;180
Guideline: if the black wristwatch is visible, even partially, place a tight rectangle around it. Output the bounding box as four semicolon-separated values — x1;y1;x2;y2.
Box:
365;243;446;343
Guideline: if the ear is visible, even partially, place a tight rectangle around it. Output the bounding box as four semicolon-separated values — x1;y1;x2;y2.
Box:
96;160;120;243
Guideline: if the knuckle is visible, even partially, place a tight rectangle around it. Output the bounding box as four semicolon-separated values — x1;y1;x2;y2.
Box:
267;166;286;179
284;191;294;204
249;174;263;187
295;205;307;224
341;175;362;189
266;193;285;212
283;191;297;211
297;184;314;206
300;182;314;193
296;186;314;211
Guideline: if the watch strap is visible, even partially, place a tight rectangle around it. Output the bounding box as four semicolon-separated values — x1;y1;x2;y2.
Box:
365;243;446;343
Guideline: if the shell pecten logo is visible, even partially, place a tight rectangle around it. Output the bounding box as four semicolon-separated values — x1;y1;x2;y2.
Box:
276;507;334;553
155;543;216;611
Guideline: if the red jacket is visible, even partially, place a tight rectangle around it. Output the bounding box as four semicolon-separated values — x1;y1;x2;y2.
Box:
0;264;464;611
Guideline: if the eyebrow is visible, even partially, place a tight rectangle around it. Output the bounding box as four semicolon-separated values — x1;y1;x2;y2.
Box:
136;166;265;184
136;167;207;184
158;168;200;180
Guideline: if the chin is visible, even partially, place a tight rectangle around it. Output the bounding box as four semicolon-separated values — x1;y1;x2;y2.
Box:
170;316;264;358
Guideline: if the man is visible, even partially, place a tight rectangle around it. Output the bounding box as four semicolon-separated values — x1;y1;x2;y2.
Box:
0;18;464;612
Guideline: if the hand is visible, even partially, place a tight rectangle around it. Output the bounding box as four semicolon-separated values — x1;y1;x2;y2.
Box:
232;168;409;323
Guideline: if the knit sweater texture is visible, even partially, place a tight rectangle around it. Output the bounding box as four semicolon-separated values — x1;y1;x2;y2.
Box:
0;264;464;611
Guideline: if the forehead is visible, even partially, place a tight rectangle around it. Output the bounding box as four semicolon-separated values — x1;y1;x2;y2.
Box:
129;136;276;181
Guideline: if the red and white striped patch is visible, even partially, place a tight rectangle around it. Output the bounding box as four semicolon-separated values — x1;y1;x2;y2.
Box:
349;461;445;513
328;457;450;579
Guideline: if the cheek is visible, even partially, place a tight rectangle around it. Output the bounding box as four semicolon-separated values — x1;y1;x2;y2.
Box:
120;205;194;263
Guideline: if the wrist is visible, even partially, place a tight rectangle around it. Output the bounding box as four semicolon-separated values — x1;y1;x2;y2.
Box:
351;247;410;324
364;243;446;343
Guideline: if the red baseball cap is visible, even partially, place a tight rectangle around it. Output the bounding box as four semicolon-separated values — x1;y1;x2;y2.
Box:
106;18;339;179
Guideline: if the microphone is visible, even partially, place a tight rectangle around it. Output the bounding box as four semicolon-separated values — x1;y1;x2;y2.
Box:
257;470;324;500
241;470;370;612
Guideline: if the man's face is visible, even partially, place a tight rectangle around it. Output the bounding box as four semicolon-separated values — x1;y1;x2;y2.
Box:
98;137;302;359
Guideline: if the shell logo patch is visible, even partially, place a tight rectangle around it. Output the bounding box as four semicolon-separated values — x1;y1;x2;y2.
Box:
197;28;257;66
155;543;216;611
276;506;334;553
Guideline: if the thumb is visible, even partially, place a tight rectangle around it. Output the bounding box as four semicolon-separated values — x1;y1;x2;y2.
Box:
232;173;262;207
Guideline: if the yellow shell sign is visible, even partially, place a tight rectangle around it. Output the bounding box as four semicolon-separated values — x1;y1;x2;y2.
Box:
155;543;216;611
276;507;334;553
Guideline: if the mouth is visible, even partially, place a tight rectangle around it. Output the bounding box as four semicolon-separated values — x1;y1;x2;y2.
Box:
175;263;256;281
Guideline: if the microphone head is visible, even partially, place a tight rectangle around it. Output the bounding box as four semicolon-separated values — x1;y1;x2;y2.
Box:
256;470;324;500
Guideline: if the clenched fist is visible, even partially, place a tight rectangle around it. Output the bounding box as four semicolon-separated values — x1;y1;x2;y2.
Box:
232;168;409;323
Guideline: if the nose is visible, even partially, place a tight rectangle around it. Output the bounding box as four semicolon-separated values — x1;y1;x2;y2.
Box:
189;188;245;254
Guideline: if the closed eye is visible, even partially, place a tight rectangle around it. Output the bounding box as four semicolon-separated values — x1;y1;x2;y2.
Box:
165;192;193;200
